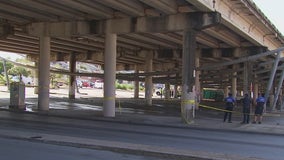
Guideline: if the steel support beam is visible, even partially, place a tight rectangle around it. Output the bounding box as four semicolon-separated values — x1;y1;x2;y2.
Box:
272;66;284;111
199;47;284;70
264;52;281;111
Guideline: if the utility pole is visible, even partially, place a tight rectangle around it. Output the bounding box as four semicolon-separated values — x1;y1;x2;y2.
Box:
2;58;10;91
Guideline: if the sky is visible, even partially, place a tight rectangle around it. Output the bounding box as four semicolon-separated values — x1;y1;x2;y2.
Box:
252;0;284;35
0;51;23;60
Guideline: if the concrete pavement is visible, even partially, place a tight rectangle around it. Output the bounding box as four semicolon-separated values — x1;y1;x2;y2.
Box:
0;87;284;136
1;87;284;160
0;101;268;160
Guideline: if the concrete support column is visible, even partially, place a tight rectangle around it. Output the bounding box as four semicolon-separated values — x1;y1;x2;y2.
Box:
38;35;50;111
33;61;39;94
195;49;201;108
145;51;153;105
232;70;237;98
253;83;259;103
134;66;139;99
174;73;179;98
103;21;117;117
181;30;196;122
253;75;259;104
2;59;10;91
243;62;249;94
174;85;178;98
68;53;76;99
269;94;274;109
165;82;170;99
224;86;229;98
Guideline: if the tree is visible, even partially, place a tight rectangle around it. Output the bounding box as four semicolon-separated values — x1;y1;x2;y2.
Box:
0;74;6;84
8;66;31;77
0;60;13;74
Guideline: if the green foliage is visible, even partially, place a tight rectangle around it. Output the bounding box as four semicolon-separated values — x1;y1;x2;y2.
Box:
116;82;134;90
8;66;31;77
80;65;87;70
0;74;6;84
50;73;63;80
15;58;30;63
0;60;13;73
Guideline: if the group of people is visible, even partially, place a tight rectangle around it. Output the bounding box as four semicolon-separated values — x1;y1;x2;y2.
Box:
223;93;266;124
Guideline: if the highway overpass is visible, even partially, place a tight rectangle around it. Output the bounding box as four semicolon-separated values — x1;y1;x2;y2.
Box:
0;0;283;119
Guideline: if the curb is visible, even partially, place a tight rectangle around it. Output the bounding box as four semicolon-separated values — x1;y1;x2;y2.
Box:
0;108;284;137
0;129;263;160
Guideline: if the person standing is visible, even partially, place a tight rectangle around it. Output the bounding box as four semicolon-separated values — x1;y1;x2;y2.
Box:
223;93;236;123
241;93;251;124
253;93;266;124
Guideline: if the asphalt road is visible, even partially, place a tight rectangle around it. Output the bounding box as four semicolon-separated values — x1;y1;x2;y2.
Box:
0;113;283;160
0;137;168;160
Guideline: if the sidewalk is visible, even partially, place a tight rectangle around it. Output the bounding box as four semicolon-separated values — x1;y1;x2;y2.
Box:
1;84;284;135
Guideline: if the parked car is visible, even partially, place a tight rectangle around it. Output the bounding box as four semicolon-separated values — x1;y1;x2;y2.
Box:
82;81;90;88
76;80;82;88
89;82;95;88
11;76;33;85
93;80;103;89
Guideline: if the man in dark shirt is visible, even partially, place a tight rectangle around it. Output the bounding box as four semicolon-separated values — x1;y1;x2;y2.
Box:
241;93;251;124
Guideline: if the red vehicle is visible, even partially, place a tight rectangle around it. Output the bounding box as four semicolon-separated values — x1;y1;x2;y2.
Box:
82;81;90;88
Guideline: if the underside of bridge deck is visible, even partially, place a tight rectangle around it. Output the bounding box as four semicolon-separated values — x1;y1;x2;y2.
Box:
0;0;283;99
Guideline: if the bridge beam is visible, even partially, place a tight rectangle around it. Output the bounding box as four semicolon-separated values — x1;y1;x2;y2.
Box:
26;12;221;37
186;0;283;49
0;23;13;39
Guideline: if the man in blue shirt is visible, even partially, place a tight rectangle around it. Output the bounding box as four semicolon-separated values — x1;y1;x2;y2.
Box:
252;93;266;124
223;93;236;123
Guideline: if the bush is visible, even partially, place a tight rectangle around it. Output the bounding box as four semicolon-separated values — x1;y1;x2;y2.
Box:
116;83;134;90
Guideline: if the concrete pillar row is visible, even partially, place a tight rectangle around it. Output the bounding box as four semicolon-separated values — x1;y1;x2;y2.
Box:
103;20;117;117
38;35;51;111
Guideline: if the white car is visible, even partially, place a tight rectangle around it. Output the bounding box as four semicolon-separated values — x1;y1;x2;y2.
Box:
11;76;33;85
76;80;82;88
94;80;103;89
